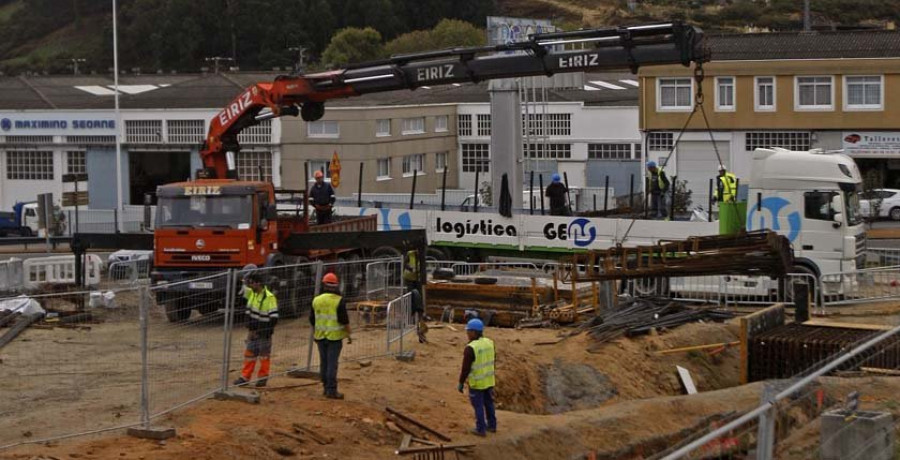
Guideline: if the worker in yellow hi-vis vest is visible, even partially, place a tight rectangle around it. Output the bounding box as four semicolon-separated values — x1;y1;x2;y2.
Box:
717;164;738;203
310;272;352;399
457;318;496;437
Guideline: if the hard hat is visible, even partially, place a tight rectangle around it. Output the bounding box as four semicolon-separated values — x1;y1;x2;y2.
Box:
323;272;339;285
314;170;324;179
241;264;258;280
718;164;726;172
646;161;657;169
466;318;484;332
551;173;561;182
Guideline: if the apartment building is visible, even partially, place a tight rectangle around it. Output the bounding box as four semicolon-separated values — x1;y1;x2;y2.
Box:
640;29;900;206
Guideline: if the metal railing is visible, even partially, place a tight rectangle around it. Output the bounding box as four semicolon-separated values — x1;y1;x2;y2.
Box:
820;265;900;307
450;261;540;277
0;257;417;450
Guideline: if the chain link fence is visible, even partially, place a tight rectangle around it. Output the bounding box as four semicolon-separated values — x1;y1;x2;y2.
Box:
0;257;412;450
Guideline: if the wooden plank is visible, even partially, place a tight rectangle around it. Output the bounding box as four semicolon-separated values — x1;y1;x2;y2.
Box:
292;423;332;445
0;313;43;350
395;443;476;455
400;434;412;449
740;316;749;385
273;429;306;444
385;407;452;442
860;367;900;376
802;319;892;331
656;341;740;355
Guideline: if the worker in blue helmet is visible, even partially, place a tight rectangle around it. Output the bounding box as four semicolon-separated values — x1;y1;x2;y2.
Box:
544;173;570;216
457;318;497;437
646;161;670;220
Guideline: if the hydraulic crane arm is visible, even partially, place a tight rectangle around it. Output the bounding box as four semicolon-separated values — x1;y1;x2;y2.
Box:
202;22;705;180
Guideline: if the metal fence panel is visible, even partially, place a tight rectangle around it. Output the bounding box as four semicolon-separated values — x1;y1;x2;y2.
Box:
820;265;900;307
365;258;403;301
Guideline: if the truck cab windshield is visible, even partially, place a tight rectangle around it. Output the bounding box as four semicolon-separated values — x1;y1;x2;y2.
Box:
840;183;864;226
156;195;252;228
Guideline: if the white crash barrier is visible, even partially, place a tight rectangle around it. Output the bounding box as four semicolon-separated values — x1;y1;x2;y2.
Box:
23;254;102;287
0;257;24;291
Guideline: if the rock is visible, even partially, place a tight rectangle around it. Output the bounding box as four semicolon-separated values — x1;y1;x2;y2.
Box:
70;454;81;459
158;441;166;447
358;360;373;368
386;421;402;433
362;418;374;425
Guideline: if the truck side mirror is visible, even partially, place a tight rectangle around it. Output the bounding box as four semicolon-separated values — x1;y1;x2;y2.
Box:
266;205;277;220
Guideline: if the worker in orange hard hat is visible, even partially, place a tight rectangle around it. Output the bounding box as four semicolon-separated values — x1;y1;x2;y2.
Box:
309;168;336;225
309;271;352;399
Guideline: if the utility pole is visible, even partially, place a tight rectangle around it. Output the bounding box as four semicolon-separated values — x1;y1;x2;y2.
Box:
803;0;811;31
287;46;308;73
204;56;234;74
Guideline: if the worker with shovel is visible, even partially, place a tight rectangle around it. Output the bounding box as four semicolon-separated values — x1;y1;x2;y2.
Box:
457;318;497;437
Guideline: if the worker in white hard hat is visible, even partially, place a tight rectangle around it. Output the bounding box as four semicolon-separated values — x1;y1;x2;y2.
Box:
717;164;738;203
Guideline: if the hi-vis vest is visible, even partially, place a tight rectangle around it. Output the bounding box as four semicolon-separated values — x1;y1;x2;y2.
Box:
403;250;418;282
312;292;346;341
649;169;667;192
719;172;738;202
467;337;496;390
246;288;278;322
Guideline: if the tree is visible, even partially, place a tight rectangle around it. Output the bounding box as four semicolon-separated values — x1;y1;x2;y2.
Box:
431;19;485;48
384;30;436;56
321;27;384;67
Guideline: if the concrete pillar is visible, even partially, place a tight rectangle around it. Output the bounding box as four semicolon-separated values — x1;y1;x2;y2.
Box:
489;79;523;211
821;410;894;460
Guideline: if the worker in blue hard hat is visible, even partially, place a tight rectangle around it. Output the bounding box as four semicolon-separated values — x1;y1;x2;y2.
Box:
457;318;497;437
544;173;570;216
646;161;670;220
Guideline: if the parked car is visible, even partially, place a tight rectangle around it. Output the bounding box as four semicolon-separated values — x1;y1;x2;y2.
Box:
860;188;900;220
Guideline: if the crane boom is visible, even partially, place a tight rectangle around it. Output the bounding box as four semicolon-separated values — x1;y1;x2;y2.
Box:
201;22;705;180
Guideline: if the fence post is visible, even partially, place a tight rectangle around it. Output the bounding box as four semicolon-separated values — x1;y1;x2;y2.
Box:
304;261;324;371
114;208;119;234
794;281;810;323
756;383;778;460
220;270;235;390
139;286;150;428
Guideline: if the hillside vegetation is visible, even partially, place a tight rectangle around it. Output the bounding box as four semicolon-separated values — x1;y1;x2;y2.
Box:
0;0;897;75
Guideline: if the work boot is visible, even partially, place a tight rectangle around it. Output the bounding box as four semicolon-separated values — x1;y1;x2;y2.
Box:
233;377;249;386
469;428;486;437
487;427;497;433
326;392;344;400
255;378;268;388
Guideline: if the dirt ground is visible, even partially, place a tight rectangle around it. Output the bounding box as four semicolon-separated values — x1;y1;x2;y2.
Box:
2;305;900;460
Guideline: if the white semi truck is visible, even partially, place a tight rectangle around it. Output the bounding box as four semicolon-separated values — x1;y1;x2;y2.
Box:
344;148;867;280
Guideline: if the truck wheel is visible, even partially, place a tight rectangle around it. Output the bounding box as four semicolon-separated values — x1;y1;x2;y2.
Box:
426;247;447;260
284;256;312;318
21;227;32;237
372;246;402;260
165;300;192;322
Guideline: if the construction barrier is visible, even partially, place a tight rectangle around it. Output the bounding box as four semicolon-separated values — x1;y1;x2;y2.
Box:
23;254;102;288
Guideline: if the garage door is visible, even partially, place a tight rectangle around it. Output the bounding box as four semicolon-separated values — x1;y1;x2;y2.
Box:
674;141;730;213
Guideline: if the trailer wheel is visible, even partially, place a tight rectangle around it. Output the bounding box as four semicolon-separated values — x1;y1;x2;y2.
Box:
372;246;402;260
284;256;313;318
426;247;447;260
164;299;192;322
631;277;668;297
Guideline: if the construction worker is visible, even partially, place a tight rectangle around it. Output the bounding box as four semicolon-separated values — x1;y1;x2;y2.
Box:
646;161;670;220
310;272;352;399
544;173;570;216
403;249;427;343
234;272;279;388
717;165;738;203
309;170;336;225
457;318;497;437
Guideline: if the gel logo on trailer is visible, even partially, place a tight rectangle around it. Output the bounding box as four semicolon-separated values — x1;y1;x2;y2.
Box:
543;218;598;247
0;118;10;131
746;196;801;243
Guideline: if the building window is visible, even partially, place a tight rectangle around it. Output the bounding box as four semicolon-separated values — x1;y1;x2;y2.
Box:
755;76;776;111
7;151;53;180
377;158;391;180
236;151;272;182
458;114;472;136
167;119;204;144
657;78;693;111
647;132;674;151
523;113;572;136
844;75;883;110
66;151;86;175
795;76;833;110
376;119;391;137
401;117;425;135
435;151;448;172
5;135;53;144
745;132;812;151
402;154;425;176
66;135;116;145
308;160;331;182
125;120;162;143
476;114;491;136
588;143;633;160
715;77;735;111
462;144;489;173
435;115;449;133
524;143;572;159
307;120;339;138
238;119;272;144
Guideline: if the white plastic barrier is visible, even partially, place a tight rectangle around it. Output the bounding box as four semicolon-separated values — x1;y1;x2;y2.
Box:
23;254;102;287
0;258;24;291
